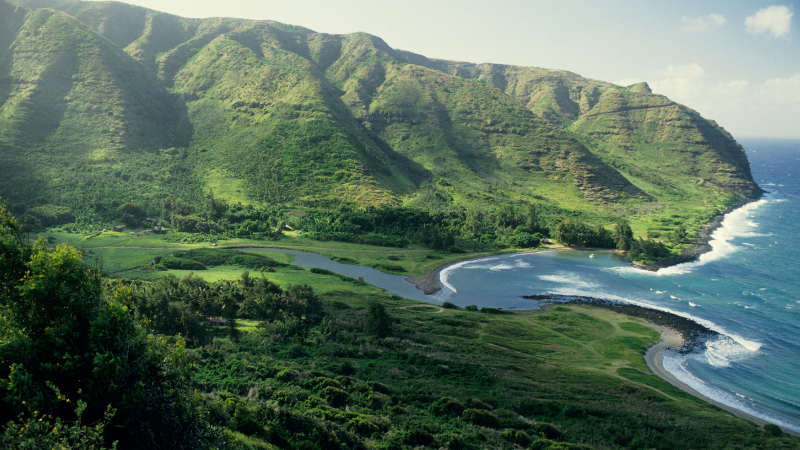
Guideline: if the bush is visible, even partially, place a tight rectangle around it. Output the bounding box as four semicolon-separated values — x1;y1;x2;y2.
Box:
429;397;466;416
441;302;460;309
321;386;349;407
462;408;500;428
763;423;783;437
512;232;542;248
22;205;74;229
365;300;391;337
500;429;533;446
531;422;564;440
158;256;207;270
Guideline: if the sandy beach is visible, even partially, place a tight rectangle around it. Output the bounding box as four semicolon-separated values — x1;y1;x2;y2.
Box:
644;323;799;437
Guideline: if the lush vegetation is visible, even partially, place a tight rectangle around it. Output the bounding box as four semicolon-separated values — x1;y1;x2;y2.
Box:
0;205;218;449
3;204;798;449
0;0;784;447
2;0;763;260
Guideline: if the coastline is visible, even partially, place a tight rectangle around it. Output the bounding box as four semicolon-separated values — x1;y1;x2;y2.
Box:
405;248;558;295
632;197;760;271
642;325;800;436
408;195;763;291
403;198;800;434
536;296;799;436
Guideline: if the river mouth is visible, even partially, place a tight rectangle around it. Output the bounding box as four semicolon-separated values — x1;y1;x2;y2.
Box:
241;247;434;302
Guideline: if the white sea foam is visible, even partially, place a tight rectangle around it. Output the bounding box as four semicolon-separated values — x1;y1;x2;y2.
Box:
437;252;546;294
640;198;771;276
437;257;498;294
704;336;759;367
553;292;766;359
538;273;599;290
662;353;800;434
689;302;698;307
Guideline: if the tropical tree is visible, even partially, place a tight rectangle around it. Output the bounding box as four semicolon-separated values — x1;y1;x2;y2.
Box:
613;220;634;251
365;300;391;338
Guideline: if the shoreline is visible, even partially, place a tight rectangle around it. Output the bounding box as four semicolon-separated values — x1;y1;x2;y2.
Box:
403;198;800;434
537;296;799;436
405;248;559;295
632;196;760;271
407;195;763;292
642;326;800;436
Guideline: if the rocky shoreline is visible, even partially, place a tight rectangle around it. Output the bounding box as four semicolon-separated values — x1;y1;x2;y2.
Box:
405;271;442;295
522;294;719;352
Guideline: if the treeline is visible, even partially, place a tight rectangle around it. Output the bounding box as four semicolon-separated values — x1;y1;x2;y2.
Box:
158;194;554;249
555;218;673;263
124;272;323;345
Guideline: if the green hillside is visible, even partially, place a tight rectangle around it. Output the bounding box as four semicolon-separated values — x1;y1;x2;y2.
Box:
1;0;762;239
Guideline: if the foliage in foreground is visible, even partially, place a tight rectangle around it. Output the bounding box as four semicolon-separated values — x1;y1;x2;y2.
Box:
0;205;219;449
3;201;797;449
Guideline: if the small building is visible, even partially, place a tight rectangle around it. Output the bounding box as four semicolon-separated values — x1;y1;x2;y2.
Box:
152;226;167;234
112;225;125;232
208;317;227;326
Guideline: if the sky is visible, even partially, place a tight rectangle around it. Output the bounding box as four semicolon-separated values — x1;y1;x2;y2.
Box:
86;0;799;139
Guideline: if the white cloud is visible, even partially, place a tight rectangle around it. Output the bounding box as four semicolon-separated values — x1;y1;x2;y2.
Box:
644;64;800;138
745;5;793;38
762;73;800;105
649;64;706;104
682;14;726;33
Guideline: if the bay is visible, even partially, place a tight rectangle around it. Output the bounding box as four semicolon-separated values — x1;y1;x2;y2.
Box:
436;137;800;433
248;137;800;433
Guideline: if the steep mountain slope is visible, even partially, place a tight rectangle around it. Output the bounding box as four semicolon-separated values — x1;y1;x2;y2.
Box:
1;0;762;231
399;54;762;202
0;0;192;212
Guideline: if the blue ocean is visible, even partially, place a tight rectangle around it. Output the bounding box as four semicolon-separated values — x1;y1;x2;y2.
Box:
433;137;800;433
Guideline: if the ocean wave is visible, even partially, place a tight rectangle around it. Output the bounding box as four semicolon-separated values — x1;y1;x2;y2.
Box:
663;353;800;433
704;335;760;367
538;272;599;290
644;198;771;276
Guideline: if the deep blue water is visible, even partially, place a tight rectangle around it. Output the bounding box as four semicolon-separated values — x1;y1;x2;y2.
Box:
435;137;800;432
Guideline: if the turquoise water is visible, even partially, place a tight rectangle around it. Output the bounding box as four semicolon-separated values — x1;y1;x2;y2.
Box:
435;137;800;432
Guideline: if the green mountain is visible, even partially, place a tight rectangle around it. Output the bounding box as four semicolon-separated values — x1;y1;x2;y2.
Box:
0;0;761;231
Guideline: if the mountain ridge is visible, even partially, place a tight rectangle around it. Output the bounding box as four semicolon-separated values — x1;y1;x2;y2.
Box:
1;0;762;236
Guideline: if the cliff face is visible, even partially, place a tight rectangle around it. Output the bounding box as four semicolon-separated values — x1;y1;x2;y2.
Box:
0;0;761;223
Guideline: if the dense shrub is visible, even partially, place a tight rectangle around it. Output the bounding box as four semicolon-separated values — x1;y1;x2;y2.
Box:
462;408;500;428
158;256;207;270
429;396;466;416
